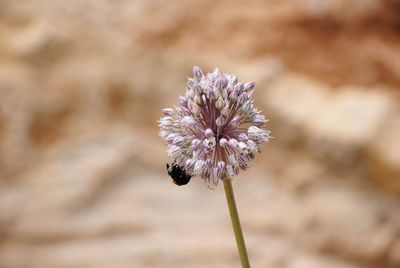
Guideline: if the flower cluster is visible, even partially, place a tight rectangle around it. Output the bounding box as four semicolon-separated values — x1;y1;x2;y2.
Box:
159;66;270;187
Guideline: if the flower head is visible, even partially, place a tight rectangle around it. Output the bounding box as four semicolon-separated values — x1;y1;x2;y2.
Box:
159;66;270;188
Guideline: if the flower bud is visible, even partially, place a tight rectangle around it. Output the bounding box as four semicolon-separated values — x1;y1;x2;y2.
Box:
234;82;243;93
194;83;202;94
181;116;196;127
192;103;201;115
205;128;214;137
238;133;248;141
237;92;247;104
187;78;195;88
248;126;260;140
194;95;202;105
168;145;182;158
162;108;174;116
230;115;240;128
217;161;226;176
253;114;267;125
216;115;225;126
215;97;224;110
180;96;188;107
247;140;258;153
193;66;203;79
247;90;254;99
244;81;255;91
212;68;220;77
229;75;238;85
229;138;238;148
238;142;248;153
194;160;205;173
160;116;173;127
206;87;215;100
185;158;195;169
160;130;170;139
228;154;237;164
192;139;201;148
215;77;224;90
241;100;251;112
221;104;230;116
221;87;228;99
219;138;228;147
259;130;270;142
173;136;184;145
213;87;221;98
186;88;195;99
229;91;238;101
227;83;234;94
166;133;177;142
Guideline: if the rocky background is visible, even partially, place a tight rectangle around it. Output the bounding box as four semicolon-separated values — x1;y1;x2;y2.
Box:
1;0;400;267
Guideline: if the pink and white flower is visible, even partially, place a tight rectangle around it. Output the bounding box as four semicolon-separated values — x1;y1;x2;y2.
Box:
159;66;270;188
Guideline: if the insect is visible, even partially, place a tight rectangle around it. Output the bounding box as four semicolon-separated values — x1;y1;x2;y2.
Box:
166;163;192;186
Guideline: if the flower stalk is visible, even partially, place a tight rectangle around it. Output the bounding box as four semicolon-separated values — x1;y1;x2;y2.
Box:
223;177;251;268
159;66;269;267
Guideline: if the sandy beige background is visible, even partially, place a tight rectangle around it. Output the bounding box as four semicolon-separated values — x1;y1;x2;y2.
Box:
1;0;400;267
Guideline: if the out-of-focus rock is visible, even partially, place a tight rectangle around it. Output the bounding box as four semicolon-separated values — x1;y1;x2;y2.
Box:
289;254;361;268
296;0;382;22
390;239;400;264
263;74;400;191
368;115;400;193
1;0;400;267
296;185;400;264
265;75;396;148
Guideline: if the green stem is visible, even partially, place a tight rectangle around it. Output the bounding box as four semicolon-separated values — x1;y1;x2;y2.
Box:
223;178;251;268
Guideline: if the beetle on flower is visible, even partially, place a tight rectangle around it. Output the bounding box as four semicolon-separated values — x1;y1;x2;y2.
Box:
159;66;270;188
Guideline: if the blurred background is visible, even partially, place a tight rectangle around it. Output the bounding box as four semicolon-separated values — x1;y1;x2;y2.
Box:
1;0;400;267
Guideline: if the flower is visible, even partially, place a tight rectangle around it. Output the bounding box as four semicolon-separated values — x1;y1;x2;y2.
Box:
159;66;270;188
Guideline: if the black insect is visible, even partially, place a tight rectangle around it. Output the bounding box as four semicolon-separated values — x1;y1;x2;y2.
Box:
166;163;192;186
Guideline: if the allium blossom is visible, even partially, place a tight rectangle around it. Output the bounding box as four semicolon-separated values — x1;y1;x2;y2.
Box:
159;66;270;187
